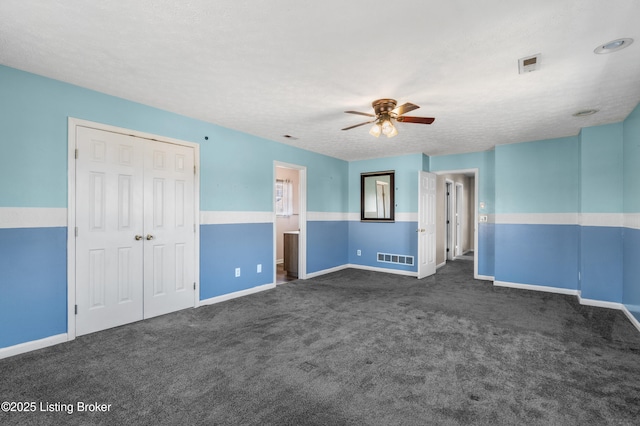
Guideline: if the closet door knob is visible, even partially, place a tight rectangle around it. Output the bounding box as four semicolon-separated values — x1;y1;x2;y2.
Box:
135;235;143;241
146;234;154;240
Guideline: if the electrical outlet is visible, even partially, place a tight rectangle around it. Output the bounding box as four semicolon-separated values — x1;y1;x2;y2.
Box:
235;268;241;277
479;215;488;223
357;249;361;256
257;264;262;273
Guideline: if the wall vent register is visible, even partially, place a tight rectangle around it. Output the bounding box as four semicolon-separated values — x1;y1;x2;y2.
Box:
377;252;414;266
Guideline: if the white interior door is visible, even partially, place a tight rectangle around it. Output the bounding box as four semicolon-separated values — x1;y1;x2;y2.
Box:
76;127;144;336
76;127;195;336
143;141;195;318
418;171;437;279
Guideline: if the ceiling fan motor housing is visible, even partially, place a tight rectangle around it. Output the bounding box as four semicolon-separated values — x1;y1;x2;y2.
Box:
372;99;398;117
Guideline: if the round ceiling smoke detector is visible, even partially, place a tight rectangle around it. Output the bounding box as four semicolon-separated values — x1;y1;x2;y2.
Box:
573;109;599;117
594;38;633;54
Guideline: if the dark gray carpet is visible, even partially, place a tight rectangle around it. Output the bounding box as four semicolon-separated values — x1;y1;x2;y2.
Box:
1;261;640;425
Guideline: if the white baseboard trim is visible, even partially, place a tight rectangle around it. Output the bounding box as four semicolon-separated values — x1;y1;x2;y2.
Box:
197;283;276;307
304;264;418;279
476;274;495;281
436;261;446;269
493;280;579;296
577;294;624;310
494;282;640;334
347;263;418;277
0;333;68;360
305;264;349;279
622;306;640;332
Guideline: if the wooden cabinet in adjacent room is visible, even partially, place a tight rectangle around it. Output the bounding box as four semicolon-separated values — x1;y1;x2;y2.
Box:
283;231;299;278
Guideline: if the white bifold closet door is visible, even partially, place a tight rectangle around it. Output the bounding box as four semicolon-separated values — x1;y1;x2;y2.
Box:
75;126;195;336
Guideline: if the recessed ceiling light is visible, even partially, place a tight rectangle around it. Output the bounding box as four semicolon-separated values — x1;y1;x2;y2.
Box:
594;38;633;54
573;109;599;117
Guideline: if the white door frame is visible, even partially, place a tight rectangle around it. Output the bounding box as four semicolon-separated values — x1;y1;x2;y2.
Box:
445;179;454;261
273;161;307;282
435;169;479;279
67;117;200;341
455;182;464;257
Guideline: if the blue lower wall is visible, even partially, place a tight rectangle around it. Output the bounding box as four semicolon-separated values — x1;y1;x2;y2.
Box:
200;223;274;300
307;221;348;273
580;226;623;303
2;221;638;350
478;223;495;277
495;224;579;290
624;227;640;322
348;221;418;272
0;227;67;348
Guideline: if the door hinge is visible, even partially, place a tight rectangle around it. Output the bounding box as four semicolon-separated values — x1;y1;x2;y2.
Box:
75;227;78;237
194;165;196;175
75;149;78;159
193;282;196;290
74;304;78;315
193;223;196;233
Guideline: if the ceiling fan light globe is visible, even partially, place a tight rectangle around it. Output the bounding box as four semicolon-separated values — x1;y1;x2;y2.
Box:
386;124;398;138
381;119;394;136
369;123;381;137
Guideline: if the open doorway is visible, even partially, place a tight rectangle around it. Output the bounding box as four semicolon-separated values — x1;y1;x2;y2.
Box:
274;162;307;284
436;170;478;277
445;180;454;261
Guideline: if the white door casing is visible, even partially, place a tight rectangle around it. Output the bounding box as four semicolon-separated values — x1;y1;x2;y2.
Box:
418;171;437;279
445;180;454;261
273;161;307;282
74;124;197;336
433;169;480;279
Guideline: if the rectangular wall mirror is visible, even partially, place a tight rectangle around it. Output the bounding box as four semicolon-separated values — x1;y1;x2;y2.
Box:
361;171;395;221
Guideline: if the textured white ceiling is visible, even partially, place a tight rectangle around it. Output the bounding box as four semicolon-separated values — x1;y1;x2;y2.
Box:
1;0;639;160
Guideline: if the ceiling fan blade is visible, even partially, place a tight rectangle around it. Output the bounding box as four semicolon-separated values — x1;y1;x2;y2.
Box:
344;110;376;117
392;102;420;116
341;120;375;131
396;116;435;125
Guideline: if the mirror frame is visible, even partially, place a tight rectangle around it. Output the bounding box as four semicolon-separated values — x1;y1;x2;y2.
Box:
360;171;395;222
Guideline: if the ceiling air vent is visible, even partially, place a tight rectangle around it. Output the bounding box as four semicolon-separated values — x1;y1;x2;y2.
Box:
518;54;540;74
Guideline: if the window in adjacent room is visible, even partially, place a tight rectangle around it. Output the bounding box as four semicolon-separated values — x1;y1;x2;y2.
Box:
275;179;293;216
